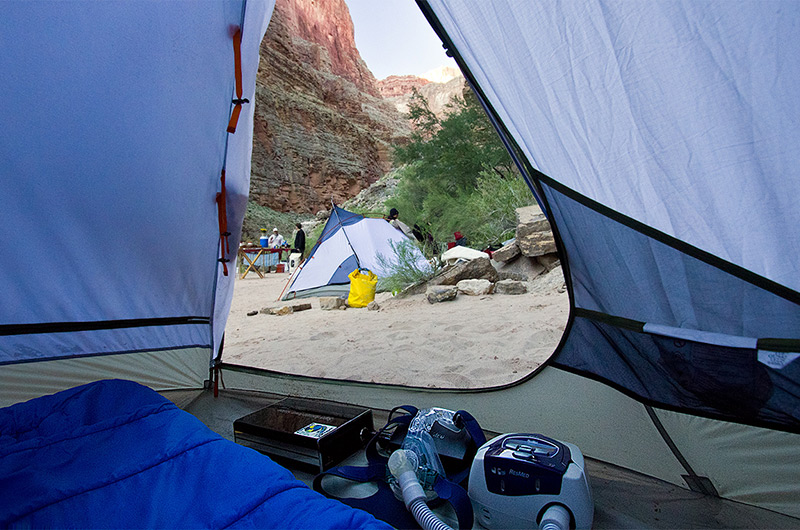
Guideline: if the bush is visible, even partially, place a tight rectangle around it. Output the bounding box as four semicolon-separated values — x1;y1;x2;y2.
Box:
375;239;439;294
388;89;535;250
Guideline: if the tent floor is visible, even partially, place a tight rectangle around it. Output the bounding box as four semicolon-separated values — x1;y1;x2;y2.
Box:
163;388;800;529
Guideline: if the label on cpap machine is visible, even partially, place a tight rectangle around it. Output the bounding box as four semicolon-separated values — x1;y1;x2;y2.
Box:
295;423;337;438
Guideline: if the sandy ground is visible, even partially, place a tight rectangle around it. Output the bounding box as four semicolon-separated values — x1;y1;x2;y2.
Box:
223;267;569;389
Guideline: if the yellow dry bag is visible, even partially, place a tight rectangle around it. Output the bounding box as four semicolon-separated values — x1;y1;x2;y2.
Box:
347;268;377;308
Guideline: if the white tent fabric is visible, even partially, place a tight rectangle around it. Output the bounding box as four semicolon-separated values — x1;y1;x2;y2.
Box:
425;0;800;292
0;1;273;369
283;207;429;299
422;0;800;421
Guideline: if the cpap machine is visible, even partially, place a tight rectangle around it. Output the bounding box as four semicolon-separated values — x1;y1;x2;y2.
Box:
468;433;593;530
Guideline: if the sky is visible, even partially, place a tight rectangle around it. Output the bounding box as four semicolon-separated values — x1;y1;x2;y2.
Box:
344;0;457;80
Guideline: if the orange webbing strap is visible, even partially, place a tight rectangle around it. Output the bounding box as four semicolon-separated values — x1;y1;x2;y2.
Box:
227;28;248;133
216;170;231;275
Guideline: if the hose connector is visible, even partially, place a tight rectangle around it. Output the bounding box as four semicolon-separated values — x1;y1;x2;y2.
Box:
539;504;571;530
388;449;425;507
388;450;453;530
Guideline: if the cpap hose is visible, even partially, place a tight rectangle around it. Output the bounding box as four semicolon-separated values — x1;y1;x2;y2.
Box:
388;450;453;530
539;504;571;530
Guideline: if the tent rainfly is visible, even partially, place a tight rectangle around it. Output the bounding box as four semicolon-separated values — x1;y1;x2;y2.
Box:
281;206;429;300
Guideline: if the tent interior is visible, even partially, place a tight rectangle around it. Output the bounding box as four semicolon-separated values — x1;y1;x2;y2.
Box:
1;0;799;529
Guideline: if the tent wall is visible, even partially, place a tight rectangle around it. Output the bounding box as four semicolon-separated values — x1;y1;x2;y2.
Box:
0;348;208;408
421;1;800;288
406;0;800;516
212;0;275;359
221;365;800;518
0;1;273;370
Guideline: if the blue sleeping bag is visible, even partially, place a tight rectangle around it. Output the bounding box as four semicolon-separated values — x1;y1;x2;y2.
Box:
0;379;393;529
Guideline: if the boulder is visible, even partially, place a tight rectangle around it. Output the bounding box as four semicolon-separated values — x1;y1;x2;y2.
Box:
426;285;458;304
429;256;498;286
516;205;556;257
457;279;493;296
320;297;346;310
518;230;557;257
537;253;561;271
491;240;520;263
529;265;567;295
495;279;528;295
493;255;545;282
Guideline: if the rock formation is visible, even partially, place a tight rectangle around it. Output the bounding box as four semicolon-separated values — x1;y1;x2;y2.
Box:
419;66;461;84
250;0;411;214
429;256;499;286
382;74;467;121
515;205;557;257
377;75;431;98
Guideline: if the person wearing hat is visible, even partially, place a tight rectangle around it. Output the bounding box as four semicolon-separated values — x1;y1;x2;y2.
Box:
267;228;285;271
267;227;285;248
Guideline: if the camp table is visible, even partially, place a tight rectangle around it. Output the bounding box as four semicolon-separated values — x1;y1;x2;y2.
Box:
239;247;294;278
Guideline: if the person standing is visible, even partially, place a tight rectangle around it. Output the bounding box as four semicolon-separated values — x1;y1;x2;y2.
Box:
268;227;285;248
293;222;306;261
267;228;285;270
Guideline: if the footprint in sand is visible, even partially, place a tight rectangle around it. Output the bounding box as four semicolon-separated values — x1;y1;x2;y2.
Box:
440;372;472;388
308;331;339;341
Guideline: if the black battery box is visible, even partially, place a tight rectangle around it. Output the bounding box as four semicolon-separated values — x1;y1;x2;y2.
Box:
233;397;373;473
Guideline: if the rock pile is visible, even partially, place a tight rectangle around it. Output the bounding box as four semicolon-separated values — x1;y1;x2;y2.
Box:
424;205;563;303
492;205;560;281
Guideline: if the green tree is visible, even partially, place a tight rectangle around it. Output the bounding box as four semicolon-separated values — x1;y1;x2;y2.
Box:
389;88;532;250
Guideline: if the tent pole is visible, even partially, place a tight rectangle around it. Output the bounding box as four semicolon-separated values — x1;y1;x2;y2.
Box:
643;404;719;497
331;201;361;270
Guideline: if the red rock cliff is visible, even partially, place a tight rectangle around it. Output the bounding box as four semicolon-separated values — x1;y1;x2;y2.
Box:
249;0;408;214
277;0;380;98
377;75;431;98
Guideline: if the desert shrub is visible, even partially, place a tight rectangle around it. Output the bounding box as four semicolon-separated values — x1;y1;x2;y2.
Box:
464;168;535;246
375;239;439;294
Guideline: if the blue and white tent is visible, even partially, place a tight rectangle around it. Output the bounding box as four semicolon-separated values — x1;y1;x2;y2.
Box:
282;206;428;300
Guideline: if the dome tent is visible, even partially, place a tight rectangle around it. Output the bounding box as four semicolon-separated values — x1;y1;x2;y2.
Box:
281;205;429;300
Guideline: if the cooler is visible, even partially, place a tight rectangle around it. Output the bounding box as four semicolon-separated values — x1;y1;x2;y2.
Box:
288;252;302;273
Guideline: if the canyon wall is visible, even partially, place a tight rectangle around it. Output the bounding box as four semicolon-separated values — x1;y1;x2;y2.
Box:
250;0;410;214
386;75;467;121
377;75;431;98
